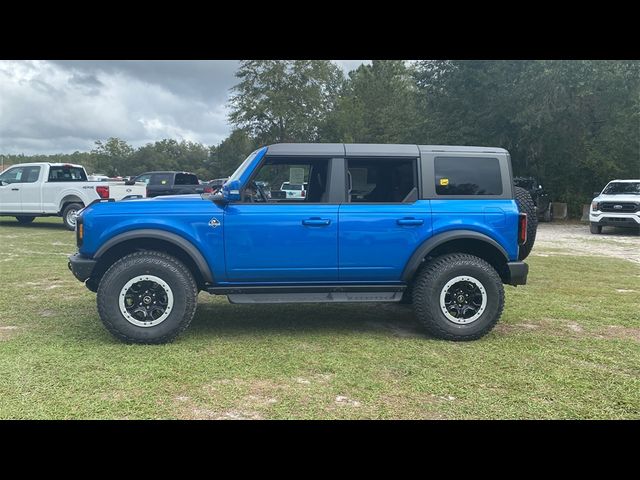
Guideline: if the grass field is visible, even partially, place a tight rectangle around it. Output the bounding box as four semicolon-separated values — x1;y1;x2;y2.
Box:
0;217;638;419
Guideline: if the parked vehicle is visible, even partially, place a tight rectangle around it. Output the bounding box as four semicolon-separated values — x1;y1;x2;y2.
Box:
69;143;535;344
0;163;146;230
133;171;212;198
589;179;640;234
514;176;552;222
280;182;307;199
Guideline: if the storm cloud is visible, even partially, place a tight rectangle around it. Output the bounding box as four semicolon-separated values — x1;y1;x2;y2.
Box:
0;60;368;155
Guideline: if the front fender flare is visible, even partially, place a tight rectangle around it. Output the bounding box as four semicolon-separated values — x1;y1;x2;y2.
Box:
401;230;509;282
94;229;214;283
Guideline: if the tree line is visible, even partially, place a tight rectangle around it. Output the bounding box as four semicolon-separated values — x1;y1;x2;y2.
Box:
3;60;638;216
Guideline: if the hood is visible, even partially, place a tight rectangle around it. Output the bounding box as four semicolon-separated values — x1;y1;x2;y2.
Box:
82;193;222;216
594;194;640;203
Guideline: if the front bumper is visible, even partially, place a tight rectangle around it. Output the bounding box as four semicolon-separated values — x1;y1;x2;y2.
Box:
68;253;97;282
507;261;528;286
589;212;640;226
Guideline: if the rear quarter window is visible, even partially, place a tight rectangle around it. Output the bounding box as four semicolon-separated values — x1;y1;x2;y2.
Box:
435;156;502;195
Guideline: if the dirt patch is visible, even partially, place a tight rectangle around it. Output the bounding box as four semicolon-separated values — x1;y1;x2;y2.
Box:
598;325;640;342
0;325;19;341
534;223;640;263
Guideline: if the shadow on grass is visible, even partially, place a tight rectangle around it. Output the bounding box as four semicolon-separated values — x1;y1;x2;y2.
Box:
189;301;426;339
0;218;68;231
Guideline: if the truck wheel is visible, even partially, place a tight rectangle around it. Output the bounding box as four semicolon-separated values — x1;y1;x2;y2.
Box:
96;251;198;344
589;223;602;234
62;203;83;231
543;207;552;222
514;186;537;260
412;253;504;341
15;216;36;224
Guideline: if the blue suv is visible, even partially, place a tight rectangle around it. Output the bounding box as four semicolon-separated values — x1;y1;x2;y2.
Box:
68;144;535;344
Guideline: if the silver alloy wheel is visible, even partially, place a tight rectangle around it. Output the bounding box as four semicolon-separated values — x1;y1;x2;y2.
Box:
439;275;488;324
118;275;174;327
66;209;78;227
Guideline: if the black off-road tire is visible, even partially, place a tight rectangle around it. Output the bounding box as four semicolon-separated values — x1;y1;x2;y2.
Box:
589;223;602;234
15;216;36;224
514;186;537;260
412;253;505;341
62;202;83;231
96;251;198;344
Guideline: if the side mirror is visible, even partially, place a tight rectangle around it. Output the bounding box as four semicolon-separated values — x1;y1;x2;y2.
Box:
0;180;5;187
210;192;228;207
222;179;242;203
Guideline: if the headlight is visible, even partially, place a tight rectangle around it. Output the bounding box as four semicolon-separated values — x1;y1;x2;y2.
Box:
591;201;599;211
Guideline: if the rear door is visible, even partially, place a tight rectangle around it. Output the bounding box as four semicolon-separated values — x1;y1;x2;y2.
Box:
338;146;432;282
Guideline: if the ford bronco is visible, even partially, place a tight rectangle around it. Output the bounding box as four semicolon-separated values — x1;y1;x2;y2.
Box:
68;144;536;344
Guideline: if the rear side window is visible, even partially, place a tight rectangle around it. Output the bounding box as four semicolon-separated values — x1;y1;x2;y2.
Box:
48;166;87;182
435;157;502;195
175;173;199;185
347;158;418;203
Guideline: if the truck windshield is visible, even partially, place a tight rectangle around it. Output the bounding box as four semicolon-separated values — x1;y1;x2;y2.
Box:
602;182;640;195
48;166;87;182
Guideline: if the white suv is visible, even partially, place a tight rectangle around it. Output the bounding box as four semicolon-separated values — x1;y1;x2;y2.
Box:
589;179;640;234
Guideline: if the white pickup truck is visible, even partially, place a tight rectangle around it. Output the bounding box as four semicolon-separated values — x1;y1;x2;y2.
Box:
0;162;146;230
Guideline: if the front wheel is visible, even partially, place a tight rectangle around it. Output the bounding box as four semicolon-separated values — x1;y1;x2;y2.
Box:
96;251;198;344
412;253;505;341
590;223;602;234
62;203;83;231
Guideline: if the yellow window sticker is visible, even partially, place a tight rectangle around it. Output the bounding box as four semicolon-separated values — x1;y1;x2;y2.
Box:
440;178;449;186
161;180;167;185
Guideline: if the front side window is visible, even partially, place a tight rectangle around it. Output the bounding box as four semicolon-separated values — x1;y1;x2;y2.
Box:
243;157;329;203
48;166;87;182
347;158;417;203
0;167;26;184
435;156;502;196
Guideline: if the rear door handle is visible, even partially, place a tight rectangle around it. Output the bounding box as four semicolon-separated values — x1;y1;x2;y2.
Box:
302;218;331;226
397;217;423;226
11;188;19;191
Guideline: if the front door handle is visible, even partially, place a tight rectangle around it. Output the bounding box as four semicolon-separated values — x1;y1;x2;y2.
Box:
302;218;331;226
11;188;19;191
397;217;423;226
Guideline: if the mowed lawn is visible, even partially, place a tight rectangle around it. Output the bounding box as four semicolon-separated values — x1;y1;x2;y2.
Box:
0;217;638;419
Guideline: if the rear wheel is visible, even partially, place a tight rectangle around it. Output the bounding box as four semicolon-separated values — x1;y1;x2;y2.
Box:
590;223;602;234
514;186;537;260
96;251;198;344
412;253;504;341
15;216;36;224
62;203;83;230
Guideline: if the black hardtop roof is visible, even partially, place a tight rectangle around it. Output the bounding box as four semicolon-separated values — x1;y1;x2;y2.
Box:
265;143;508;157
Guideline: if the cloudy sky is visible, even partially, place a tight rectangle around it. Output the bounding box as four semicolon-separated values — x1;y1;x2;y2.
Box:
0;60;369;156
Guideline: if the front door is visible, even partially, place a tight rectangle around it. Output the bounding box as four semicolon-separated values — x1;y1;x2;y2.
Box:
224;156;339;283
0;166;26;213
339;157;432;282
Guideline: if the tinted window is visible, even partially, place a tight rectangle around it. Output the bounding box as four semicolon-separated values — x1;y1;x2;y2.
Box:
435;157;502;195
48;166;87;182
149;173;174;185
175;173;199;186
347;158;417;203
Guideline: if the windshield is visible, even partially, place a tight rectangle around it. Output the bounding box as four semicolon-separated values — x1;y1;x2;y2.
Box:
602;182;640;195
227;149;261;183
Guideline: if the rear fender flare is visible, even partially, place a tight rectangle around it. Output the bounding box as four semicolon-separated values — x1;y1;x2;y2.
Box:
401;230;509;282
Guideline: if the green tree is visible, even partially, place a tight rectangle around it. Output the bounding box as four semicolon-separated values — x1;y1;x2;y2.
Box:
323;60;420;143
228;60;344;144
91;137;135;176
210;129;256;178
